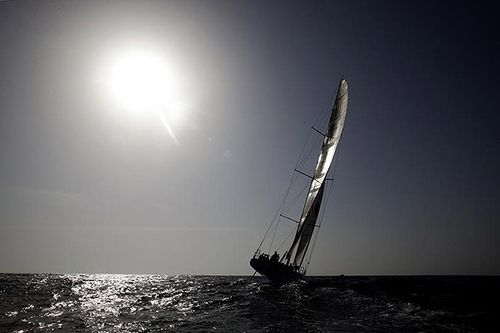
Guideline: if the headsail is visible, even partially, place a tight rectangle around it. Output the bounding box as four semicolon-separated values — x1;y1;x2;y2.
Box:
286;79;348;267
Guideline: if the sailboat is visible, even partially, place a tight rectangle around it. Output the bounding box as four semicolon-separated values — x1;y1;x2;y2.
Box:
250;79;348;283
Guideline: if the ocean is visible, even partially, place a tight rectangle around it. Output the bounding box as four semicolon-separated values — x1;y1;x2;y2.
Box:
0;274;498;332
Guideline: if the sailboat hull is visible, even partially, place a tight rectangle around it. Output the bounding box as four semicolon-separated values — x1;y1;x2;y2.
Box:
250;257;304;284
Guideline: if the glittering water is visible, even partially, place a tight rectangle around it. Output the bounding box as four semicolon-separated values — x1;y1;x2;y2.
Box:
0;274;498;332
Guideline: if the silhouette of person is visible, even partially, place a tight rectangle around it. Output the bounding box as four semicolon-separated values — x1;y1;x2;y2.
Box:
270;251;279;262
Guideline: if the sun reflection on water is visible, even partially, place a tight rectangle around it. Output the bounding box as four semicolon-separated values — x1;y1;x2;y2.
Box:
66;274;202;331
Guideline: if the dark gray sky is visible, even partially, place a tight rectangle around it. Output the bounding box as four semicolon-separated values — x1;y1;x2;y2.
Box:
0;0;498;275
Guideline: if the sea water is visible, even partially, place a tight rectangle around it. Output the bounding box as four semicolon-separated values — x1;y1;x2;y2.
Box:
1;274;498;332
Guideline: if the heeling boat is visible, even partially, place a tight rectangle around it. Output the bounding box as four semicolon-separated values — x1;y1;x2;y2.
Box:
250;79;348;283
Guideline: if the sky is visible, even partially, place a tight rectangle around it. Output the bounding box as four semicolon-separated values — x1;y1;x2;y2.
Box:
0;0;498;275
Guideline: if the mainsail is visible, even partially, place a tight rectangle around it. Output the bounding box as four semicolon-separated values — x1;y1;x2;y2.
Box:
286;79;348;267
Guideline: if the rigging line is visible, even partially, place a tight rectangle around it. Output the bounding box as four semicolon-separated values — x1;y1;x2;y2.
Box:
256;200;282;252
312;87;337;129
256;166;299;252
305;127;326;162
268;214;281;253
303;126;323;158
296;123;324;172
256;214;276;252
287;130;324;230
295;128;314;170
297;141;318;171
311;99;336;140
305;180;333;271
269;173;303;253
276;228;296;252
271;172;302;252
258;87;340;254
305;138;343;270
257;126;312;252
282;180;310;214
281;172;300;213
295;136;314;172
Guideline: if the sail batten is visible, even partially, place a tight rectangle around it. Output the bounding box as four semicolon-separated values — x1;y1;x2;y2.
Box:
286;79;349;267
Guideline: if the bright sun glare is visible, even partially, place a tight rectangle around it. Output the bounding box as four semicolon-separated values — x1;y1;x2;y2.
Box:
106;50;172;113
103;47;190;144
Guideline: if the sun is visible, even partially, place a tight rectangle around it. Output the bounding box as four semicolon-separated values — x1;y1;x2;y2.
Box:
105;49;173;113
100;46;191;145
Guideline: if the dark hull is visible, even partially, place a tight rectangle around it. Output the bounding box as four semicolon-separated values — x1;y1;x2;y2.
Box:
250;257;304;284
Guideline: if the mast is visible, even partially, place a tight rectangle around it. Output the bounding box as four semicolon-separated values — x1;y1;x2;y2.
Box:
286;79;349;267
